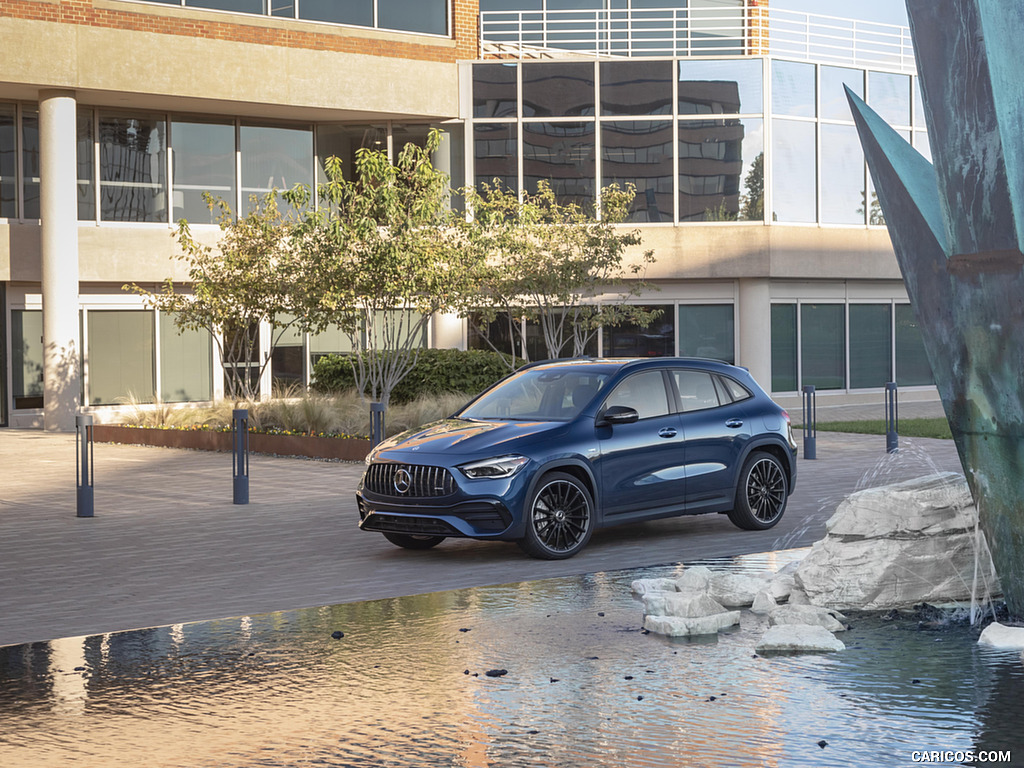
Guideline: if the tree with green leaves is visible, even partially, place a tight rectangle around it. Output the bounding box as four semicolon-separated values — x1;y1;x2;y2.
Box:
739;152;764;221
462;181;657;367
289;130;482;416
126;192;306;401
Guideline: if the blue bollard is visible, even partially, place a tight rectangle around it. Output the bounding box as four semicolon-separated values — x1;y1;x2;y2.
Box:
76;414;95;517
232;408;249;504
885;382;899;453
802;385;817;460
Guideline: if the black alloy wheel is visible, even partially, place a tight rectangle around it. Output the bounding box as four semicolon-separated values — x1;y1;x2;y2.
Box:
517;471;594;559
728;451;788;531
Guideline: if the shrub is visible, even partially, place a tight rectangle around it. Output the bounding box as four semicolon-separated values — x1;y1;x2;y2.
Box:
312;348;522;403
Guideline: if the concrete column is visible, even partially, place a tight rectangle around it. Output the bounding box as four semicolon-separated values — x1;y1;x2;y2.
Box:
39;90;81;432
737;277;772;391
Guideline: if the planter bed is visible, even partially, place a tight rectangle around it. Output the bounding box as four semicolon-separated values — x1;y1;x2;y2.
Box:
92;425;371;462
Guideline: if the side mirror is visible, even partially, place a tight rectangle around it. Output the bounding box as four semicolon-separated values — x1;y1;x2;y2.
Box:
597;405;640;426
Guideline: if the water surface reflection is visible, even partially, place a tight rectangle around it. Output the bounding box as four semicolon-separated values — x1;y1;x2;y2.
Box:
1;552;1021;767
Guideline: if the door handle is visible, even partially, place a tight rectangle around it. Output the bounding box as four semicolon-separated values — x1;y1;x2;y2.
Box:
658;427;678;438
725;419;743;429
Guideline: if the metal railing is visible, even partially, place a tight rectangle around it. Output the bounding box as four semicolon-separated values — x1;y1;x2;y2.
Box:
480;5;915;72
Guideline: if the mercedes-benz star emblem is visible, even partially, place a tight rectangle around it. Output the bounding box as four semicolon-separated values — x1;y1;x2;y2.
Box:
393;467;413;494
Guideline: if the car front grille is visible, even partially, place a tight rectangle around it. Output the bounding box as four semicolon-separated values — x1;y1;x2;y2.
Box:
363;514;459;536
364;463;457;498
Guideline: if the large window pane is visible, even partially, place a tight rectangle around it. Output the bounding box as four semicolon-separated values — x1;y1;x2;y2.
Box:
77;109;95;221
271;318;305;392
99;115;168;223
602;305;674;357
602;121;672;222
678;59;762;115
300;0;372;25
159;312;212;402
474;123;518;195
21;110;39;220
379;0;447;35
678;304;734;363
679;117;761;221
772;119;816;223
801;304;844;390
474;63;519;119
772;60;815;118
868;71;911;127
187;0;263;12
820;124;865;225
1;105;18;218
522;62;595;118
240;124;313;213
770;303;797;392
88;310;155;405
895;304;933;386
601;60;672;116
849;304;891;389
523;121;595;208
172;120;235;224
820;66;863;121
468;312;520;358
12;309;44;409
525;312;597;361
316;124;386;184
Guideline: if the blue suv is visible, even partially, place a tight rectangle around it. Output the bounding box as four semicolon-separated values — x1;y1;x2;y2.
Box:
356;358;797;559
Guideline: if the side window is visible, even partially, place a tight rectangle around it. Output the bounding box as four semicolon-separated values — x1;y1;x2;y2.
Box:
720;375;752;403
673;370;721;412
602;370;670;420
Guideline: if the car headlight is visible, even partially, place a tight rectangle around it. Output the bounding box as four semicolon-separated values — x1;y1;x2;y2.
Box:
458;455;529;479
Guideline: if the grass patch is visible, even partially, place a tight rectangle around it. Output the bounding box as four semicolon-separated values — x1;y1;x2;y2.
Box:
794;417;952;440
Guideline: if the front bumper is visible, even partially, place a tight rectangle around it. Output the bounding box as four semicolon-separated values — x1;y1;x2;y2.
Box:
356;491;516;539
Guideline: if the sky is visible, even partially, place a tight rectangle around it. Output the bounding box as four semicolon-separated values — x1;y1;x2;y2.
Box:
773;0;909;27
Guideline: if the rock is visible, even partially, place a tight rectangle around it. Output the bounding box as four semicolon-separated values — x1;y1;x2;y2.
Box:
485;669;508;677
768;572;796;602
978;622;1024;649
750;590;778;614
631;578;678;595
794;473;1001;611
643;611;740;637
674;566;713;592
755;624;845;653
708;572;766;607
788;587;810;605
331;630;344;639
769;604;848;633
642;592;728;618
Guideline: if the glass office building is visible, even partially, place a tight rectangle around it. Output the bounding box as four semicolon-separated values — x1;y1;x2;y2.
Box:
0;1;935;428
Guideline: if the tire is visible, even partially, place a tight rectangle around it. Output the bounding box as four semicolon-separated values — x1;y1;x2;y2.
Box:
382;532;446;550
728;451;788;531
517;471;594;559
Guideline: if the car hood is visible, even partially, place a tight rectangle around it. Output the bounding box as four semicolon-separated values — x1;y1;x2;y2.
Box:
371;418;567;459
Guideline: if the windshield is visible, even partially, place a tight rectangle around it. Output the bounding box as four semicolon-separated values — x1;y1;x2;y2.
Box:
458;367;612;421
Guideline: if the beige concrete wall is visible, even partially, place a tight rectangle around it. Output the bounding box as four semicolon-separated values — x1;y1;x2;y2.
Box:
625;224;900;281
1;17;460;121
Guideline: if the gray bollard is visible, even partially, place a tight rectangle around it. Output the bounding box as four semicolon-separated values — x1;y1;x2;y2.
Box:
76;414;95;517
232;408;249;504
802;385;817;460
370;402;386;447
885;382;899;453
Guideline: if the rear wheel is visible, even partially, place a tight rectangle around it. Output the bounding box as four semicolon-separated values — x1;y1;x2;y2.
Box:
382;532;446;550
728;451;788;530
517;472;594;559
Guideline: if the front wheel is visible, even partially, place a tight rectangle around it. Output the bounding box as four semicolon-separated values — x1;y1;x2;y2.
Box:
728;451;788;531
382;532;446;550
517;472;594;559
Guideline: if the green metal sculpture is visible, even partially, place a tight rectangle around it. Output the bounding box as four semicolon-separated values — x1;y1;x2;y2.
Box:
847;0;1024;614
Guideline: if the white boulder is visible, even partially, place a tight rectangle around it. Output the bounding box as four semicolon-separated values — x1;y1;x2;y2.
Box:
767;572;796;602
708;572;766;607
794;473;1000;611
642;592;728;619
644;611;741;637
631;578;679;596
750;590;778;614
755;624;846;653
769;604;848;633
674;566;713;593
978;622;1024;649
